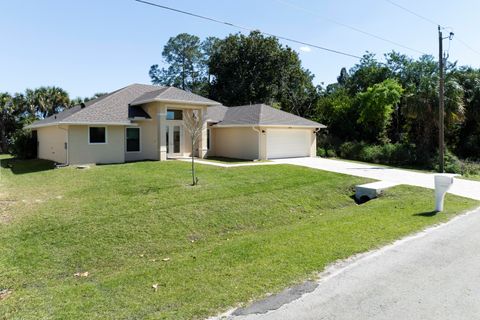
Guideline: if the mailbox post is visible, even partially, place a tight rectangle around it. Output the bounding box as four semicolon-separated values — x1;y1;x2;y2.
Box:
434;174;455;212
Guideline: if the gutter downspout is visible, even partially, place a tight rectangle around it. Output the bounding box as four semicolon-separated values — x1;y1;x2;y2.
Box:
58;125;69;165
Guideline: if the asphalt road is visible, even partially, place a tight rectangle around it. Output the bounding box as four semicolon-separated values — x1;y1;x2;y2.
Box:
220;208;480;320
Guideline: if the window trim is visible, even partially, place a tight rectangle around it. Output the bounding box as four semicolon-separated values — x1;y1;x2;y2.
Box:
125;127;141;153
88;126;108;145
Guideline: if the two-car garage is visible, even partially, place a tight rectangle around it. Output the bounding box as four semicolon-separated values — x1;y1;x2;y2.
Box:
265;128;313;159
207;104;325;160
208;126;317;160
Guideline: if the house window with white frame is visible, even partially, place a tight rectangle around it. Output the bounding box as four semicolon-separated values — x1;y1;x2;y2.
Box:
89;127;107;144
126;127;140;152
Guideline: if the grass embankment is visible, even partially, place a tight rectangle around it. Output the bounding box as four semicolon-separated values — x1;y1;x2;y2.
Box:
0;155;477;319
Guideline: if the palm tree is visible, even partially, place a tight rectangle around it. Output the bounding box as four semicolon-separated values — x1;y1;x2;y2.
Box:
26;86;71;118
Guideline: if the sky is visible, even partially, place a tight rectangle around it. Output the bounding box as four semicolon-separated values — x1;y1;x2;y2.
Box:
1;0;480;98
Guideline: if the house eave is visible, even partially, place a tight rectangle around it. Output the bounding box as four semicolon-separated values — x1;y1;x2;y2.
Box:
211;124;325;129
25;121;134;129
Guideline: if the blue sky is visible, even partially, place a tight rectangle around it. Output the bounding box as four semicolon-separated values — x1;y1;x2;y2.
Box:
2;0;479;98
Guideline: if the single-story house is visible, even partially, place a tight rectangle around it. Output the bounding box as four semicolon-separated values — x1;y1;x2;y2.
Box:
25;84;326;165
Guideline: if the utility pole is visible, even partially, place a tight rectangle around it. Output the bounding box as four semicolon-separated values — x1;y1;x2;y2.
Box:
438;25;445;173
438;27;454;173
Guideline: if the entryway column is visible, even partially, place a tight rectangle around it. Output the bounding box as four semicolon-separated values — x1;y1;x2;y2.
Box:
198;107;208;159
158;105;167;161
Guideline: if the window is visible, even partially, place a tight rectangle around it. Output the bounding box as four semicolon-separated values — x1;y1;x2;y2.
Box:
207;128;211;150
173;126;180;153
126;127;140;152
166;109;183;120
89;127;106;144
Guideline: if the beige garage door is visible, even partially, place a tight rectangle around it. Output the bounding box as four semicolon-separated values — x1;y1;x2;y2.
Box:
266;128;311;159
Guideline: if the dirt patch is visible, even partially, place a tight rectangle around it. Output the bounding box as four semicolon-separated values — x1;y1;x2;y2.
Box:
0;199;15;224
0;214;12;224
0;289;12;301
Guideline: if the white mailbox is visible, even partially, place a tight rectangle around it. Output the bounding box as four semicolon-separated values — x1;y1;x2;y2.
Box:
434;174;455;212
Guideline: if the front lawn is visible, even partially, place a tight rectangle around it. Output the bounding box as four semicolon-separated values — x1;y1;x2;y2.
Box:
0;155;477;319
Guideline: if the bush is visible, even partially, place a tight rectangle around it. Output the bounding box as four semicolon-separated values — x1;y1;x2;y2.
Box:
326;149;337;158
389;143;416;165
339;141;365;159
460;160;480;177
444;150;462;174
431;151;480;176
337;141;418;167
432;149;461;174
317;147;337;158
9;129;37;159
335;141;479;175
317;148;326;158
358;144;383;163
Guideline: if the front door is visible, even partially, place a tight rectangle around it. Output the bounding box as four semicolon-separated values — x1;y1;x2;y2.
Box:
166;124;183;156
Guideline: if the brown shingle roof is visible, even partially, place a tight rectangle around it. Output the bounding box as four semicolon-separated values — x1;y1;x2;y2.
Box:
130;86;221;106
205;105;228;123
26;84;220;129
208;104;325;128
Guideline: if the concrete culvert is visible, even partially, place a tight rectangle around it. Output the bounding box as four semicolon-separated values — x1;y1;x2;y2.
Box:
354;195;372;204
355;181;400;203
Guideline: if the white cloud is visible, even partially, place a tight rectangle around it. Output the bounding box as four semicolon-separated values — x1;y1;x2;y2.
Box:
299;46;312;53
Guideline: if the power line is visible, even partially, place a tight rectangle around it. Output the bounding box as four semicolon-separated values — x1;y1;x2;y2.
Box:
455;36;480;57
274;0;428;55
384;0;480;58
134;0;363;59
383;0;439;26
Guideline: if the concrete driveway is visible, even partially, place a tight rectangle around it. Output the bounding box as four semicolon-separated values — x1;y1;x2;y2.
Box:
273;157;480;200
223;207;480;320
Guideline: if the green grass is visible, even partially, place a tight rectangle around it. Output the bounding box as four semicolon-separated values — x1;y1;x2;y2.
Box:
463;174;480;181
204;156;251;163
0;155;478;319
203;156;269;164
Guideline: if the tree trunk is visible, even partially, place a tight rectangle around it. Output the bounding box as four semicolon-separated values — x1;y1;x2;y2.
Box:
0;118;8;154
191;139;196;185
182;56;186;90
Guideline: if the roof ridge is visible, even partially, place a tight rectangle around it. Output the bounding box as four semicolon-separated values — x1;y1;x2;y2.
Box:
162;86;174;93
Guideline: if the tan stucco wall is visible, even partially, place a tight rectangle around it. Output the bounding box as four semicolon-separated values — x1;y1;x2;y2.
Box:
37;125;68;163
68;125;125;164
129;102;207;160
125;118;159;162
211;127;259;160
37;103;214;165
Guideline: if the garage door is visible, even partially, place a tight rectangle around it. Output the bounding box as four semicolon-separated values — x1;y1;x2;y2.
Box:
266;129;311;159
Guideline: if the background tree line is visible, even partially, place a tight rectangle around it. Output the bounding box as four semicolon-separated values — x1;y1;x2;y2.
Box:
151;31;480;173
0;88;105;156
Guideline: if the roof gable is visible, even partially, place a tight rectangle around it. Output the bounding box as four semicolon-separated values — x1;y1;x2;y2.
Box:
130;86;221;106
